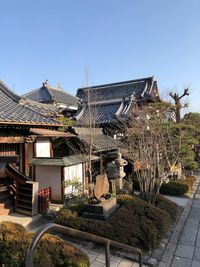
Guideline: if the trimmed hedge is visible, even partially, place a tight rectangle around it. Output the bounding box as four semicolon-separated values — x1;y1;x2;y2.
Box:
56;194;177;250
133;176;196;196
0;221;89;267
160;182;189;196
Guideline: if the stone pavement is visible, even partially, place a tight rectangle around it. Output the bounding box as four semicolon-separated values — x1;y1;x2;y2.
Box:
67;241;146;267
159;174;200;267
0;212;41;226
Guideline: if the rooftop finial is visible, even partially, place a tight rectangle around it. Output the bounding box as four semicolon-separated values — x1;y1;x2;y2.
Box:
43;79;49;88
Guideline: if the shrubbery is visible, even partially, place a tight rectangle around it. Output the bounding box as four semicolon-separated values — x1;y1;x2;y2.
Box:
56;194;178;250
133;176;196;197
160;182;189;196
0;221;89;267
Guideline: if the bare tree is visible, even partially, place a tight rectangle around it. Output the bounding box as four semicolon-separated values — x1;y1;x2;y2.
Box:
121;105;181;204
169;88;189;123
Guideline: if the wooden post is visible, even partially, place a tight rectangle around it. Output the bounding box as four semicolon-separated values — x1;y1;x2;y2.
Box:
24;143;29;176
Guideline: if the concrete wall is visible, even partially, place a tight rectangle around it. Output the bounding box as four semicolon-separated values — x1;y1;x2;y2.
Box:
35;165;61;201
35;138;51;157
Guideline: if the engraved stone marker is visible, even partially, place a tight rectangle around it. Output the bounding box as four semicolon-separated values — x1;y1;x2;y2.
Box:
94;174;109;200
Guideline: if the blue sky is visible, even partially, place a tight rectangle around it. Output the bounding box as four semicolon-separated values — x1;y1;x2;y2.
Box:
0;0;199;111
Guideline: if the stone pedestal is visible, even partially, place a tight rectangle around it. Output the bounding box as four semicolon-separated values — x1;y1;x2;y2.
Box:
109;180;116;196
82;197;118;220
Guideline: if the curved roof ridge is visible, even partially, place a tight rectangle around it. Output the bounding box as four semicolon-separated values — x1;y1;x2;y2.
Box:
77;76;154;91
0;80;21;102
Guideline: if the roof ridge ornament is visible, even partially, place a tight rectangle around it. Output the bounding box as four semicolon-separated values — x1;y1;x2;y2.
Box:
42;80;49;88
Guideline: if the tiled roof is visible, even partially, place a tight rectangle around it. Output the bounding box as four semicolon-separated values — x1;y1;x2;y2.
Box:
76;77;154;102
29;128;75;137
0;80;60;126
75;102;121;126
29;154;100;167
74;127;123;152
74;77;159;127
23;80;79;107
20;98;58;117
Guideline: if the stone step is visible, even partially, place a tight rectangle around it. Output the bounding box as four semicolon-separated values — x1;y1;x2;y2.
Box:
0;199;14;209
0;207;14;216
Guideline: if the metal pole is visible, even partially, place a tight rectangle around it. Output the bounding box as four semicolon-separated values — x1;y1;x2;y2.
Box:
105;242;110;267
139;252;143;267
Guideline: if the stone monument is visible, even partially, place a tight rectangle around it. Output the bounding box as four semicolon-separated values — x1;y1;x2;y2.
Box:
82;174;118;220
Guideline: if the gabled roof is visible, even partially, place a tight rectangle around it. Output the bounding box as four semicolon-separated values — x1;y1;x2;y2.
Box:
0;80;60;126
23;80;79;107
74;77;159;127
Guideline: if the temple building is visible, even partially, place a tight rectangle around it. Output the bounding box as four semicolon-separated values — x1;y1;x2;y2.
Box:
0;80;73;215
74;76;159;137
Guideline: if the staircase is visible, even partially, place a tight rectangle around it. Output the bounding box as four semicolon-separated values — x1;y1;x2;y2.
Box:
15;182;38;216
0;177;14;216
0;164;39;217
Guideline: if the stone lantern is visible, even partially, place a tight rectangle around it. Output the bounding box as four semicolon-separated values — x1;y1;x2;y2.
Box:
106;150;127;192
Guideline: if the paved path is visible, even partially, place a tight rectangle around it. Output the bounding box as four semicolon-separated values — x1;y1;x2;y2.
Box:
159;174;200;267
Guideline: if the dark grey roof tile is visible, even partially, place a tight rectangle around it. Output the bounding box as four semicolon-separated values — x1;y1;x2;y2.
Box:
0;81;60;125
23;82;78;107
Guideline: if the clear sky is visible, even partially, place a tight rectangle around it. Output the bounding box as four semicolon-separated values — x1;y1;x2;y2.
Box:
0;0;199;112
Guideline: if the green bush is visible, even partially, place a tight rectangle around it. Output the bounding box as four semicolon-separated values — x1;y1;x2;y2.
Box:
160;182;189;196
155;195;178;222
133;177;194;196
56;194;175;250
34;234;89;267
0;221;89;267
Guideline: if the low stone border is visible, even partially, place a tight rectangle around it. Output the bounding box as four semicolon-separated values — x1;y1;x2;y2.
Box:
158;175;200;267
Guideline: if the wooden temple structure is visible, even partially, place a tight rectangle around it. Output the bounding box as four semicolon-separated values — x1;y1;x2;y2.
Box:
0;80;72;216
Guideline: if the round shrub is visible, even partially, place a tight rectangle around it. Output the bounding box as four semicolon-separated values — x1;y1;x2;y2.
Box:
156;195;178;222
0;222;30;267
34;234;89;267
56;194;175;250
0;221;89;267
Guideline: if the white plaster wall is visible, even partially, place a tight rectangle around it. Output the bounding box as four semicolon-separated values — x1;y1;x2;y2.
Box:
64;164;83;195
36;138;51;157
35;165;61;201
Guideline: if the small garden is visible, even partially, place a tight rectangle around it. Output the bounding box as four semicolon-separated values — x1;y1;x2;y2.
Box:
55;194;178;251
0;221;89;267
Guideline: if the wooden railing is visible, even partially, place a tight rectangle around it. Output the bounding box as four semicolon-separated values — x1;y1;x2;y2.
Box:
5;163;30;185
25;223;143;267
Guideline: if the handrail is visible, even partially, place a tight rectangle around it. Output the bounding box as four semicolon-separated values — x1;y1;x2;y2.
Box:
25;223;143;267
5;163;31;185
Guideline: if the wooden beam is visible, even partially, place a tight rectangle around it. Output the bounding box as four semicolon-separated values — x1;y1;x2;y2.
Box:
0;137;24;143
